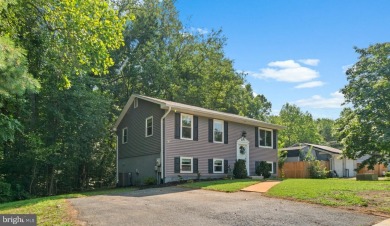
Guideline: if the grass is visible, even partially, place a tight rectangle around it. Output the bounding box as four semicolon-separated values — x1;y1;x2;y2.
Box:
0;187;138;226
267;179;390;215
180;179;260;192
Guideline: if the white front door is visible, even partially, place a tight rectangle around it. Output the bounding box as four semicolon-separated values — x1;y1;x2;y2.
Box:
236;138;250;175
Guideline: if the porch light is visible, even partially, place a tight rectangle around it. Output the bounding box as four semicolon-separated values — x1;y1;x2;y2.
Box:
241;131;247;140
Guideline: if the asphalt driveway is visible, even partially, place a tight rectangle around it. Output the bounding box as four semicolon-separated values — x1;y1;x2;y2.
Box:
69;186;385;226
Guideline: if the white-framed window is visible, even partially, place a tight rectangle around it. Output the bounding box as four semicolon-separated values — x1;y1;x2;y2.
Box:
181;113;193;140
180;157;193;173
122;127;128;144
213;158;224;173
134;97;138;108
145;116;153;137
267;161;274;174
213;119;224;143
259;128;273;148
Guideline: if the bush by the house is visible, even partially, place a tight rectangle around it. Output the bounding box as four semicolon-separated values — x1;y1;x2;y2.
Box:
233;159;247;179
143;177;157;185
308;160;328;179
384;172;390;177
255;161;271;178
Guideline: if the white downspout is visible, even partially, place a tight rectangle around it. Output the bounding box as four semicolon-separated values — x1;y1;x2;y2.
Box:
160;106;172;184
116;135;119;185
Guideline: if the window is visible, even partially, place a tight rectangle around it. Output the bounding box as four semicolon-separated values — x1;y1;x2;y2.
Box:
134;97;138;108
259;128;273;148
267;161;274;174
145;116;153;137
180;157;193;173
122;127;128;144
213;119;224;143
213;159;224;173
181;114;193;140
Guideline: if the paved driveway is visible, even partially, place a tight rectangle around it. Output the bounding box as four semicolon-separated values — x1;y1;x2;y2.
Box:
69;186;384;226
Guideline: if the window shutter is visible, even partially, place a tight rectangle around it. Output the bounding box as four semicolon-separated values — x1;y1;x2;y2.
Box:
255;161;260;173
208;159;213;173
224;121;228;144
193;158;198;173
273;162;277;174
174;157;180;173
208;119;213;143
273;130;277;149
224;160;228;174
255;127;259;147
193;116;198;141
175;113;180;139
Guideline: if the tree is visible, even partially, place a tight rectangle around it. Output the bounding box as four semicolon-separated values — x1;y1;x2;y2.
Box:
0;0;127;198
316;118;339;147
107;0;271;120
337;43;390;168
0;36;40;143
271;103;321;148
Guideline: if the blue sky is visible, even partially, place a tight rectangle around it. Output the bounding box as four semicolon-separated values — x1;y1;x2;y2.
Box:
175;0;390;119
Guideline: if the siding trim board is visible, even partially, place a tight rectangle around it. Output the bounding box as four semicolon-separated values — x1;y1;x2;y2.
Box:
208;119;213;143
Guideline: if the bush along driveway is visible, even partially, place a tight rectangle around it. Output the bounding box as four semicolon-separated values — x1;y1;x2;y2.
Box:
266;178;390;216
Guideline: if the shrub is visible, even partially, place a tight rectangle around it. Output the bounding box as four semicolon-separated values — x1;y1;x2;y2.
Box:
255;161;271;178
385;172;390;177
143;177;156;185
0;181;12;203
356;174;378;181
233;159;247;179
308;160;328;179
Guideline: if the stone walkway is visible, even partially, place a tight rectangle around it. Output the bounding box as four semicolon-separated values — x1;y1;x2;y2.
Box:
240;181;281;193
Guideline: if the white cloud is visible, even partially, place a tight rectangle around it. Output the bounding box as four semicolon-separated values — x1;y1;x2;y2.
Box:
248;59;320;83
298;59;320;66
294;91;345;109
252;91;258;97
189;27;209;35
268;60;301;68
294;81;325;89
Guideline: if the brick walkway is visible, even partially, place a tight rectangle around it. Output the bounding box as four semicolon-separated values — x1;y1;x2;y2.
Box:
241;181;281;193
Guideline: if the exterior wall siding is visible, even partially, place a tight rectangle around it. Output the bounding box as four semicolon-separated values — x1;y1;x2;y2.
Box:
118;154;160;185
117;98;165;159
164;112;278;182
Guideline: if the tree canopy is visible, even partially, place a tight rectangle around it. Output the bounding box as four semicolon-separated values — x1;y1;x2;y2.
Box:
336;43;390;168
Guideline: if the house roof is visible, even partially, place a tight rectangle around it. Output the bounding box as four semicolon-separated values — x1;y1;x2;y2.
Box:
281;146;306;151
113;94;285;131
305;143;342;154
281;143;342;155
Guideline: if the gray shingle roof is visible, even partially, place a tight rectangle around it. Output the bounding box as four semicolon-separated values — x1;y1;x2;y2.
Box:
113;94;285;131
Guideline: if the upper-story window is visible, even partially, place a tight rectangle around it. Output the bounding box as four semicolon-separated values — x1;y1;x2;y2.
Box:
213;119;224;143
181;113;193;140
134;97;138;108
145;116;153;137
259;128;272;148
122;127;128;144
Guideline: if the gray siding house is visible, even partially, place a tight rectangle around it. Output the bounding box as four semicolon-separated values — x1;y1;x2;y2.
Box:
113;94;284;185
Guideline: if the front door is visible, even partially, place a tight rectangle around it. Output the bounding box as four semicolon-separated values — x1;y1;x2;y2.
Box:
236;138;250;175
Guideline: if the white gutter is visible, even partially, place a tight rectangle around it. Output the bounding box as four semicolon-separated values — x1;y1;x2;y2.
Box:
160;106;172;183
116;135;119;184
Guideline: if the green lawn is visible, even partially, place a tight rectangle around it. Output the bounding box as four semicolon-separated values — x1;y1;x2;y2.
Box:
0;187;137;226
180;179;259;192
267;179;390;215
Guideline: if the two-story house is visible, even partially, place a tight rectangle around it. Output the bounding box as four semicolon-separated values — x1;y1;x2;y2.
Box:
113;94;284;185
